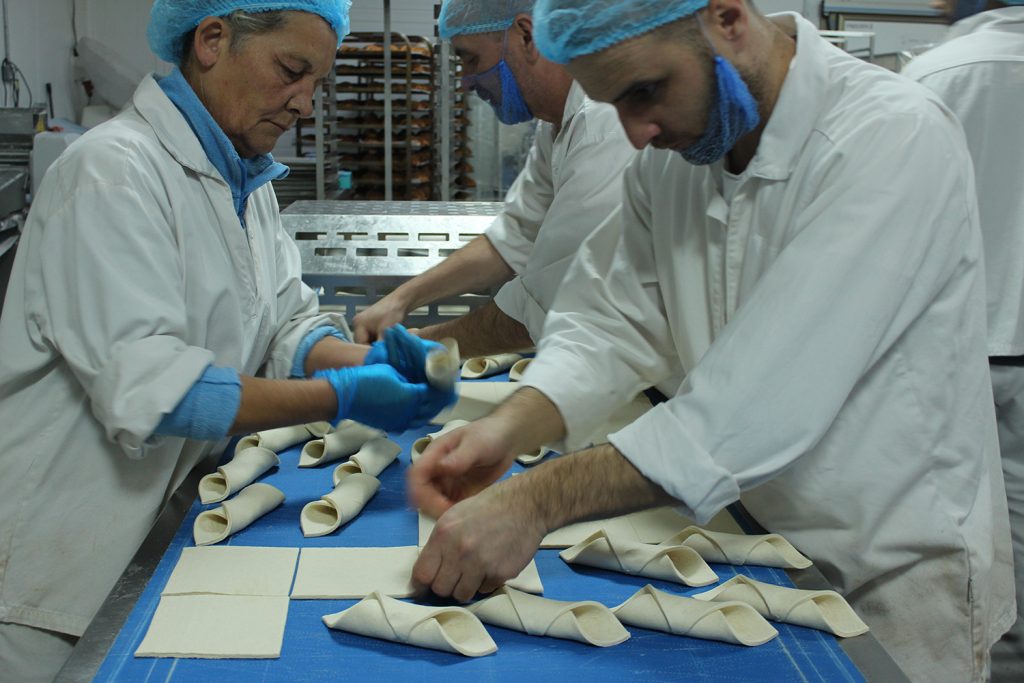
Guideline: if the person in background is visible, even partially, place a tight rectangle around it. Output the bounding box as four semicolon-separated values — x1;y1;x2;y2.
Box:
352;0;638;358
903;2;1024;679
407;0;1015;679
0;2;451;680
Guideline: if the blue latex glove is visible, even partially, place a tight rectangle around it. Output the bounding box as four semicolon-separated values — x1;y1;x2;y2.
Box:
315;364;455;433
363;324;447;385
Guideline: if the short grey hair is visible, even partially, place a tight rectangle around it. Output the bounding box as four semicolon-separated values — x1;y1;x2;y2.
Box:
179;10;289;69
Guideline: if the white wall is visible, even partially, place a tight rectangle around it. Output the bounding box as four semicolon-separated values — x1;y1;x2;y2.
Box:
0;0;438;124
0;0;77;120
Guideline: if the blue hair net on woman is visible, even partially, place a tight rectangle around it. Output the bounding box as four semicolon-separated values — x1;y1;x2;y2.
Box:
148;0;352;63
534;0;708;64
438;0;536;40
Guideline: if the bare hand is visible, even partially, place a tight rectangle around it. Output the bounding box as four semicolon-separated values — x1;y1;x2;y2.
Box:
352;295;409;344
413;481;546;602
407;419;519;519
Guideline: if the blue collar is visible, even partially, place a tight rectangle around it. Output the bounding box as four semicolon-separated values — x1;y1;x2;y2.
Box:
157;67;289;227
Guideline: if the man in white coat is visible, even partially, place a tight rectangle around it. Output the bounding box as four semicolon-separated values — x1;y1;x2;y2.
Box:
408;0;1016;679
351;0;637;356
0;2;452;680
903;2;1024;679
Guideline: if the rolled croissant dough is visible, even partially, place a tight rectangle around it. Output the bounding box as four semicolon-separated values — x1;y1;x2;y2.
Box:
419;506;741;548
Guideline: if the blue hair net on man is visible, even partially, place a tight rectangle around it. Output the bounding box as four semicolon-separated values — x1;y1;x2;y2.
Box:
533;0;708;64
148;0;352;63
438;0;536;40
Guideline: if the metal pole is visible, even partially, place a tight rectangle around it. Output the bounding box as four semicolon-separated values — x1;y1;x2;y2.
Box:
383;0;393;201
314;86;325;200
440;39;452;202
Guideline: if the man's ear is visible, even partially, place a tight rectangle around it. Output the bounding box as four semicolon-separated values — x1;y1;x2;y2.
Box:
704;0;749;45
192;16;231;68
512;13;539;64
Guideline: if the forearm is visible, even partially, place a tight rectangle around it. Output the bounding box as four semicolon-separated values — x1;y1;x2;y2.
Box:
304;336;370;376
391;236;515;311
229;376;336;435
486;385;568;458
511;443;675;533
418;300;534;357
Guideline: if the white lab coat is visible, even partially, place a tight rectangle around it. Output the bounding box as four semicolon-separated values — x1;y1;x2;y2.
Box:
902;10;1024;679
521;14;1015;681
486;81;637;343
0;75;348;637
902;7;1024;357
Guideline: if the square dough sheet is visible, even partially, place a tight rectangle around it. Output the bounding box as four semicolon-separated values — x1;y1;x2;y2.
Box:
162;546;299;597
135;594;289;659
291;546;420;599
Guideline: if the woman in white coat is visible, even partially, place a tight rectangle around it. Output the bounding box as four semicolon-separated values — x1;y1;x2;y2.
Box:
0;2;452;680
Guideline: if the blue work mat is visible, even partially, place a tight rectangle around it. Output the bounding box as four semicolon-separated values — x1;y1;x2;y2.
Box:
94;376;865;683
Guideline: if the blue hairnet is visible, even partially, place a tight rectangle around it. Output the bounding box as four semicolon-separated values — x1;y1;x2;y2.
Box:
534;0;708;64
438;0;536;40
148;0;352;63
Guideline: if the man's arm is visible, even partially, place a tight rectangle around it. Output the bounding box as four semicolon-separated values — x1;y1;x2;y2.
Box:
409;386;567;517
413;442;674;602
303;336;371;376
352;236;515;343
230;376;336;434
416;300;535;357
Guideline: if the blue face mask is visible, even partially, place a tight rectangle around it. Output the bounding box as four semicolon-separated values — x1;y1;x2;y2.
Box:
461;34;534;125
679;54;761;166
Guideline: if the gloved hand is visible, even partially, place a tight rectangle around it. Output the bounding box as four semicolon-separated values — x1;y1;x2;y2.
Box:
315;364;455;433
363;324;447;385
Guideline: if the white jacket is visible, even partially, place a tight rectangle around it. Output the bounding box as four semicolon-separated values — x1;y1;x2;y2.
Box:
0;75;347;636
902;7;1024;357
486;81;637;342
522;14;1014;681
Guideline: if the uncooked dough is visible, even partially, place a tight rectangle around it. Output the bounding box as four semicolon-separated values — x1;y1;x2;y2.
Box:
322;591;497;657
508;357;532;382
299;421;385;467
693;575;870;637
193;483;285;546
425;338;460;391
291;546;420;599
660;527;812;569
162;547;299;597
430;382;519;424
411;420;470;462
516;445;553;466
332;437;400;483
135;594;290;659
560;530;718;587
468;587;629;647
460;353;522;379
419;507;739;549
305;421;335;438
612;584;778;646
543;506;744;548
300;472;381;537
291;546;544;599
198;446;279;504
235;424;312;455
